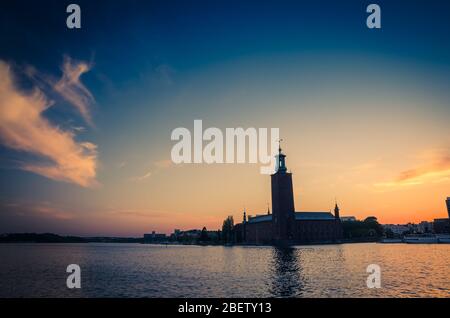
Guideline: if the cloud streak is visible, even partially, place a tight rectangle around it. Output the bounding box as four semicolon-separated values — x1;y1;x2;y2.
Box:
54;56;95;126
375;149;450;188
0;60;98;187
130;170;152;182
129;160;175;182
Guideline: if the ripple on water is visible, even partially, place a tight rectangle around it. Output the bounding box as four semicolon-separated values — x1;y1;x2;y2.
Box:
0;243;449;297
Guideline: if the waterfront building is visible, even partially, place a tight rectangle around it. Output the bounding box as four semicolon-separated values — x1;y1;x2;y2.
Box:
433;218;450;234
418;221;433;234
235;144;343;245
143;231;167;243
382;224;410;236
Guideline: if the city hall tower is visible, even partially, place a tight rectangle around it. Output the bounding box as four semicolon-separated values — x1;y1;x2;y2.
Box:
271;142;296;245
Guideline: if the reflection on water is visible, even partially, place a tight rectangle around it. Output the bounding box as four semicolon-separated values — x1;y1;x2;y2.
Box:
270;247;303;297
0;243;449;297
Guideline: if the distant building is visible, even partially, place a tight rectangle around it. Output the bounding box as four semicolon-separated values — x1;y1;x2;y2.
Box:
417;221;433;234
433;218;450;234
168;228;222;243
340;216;356;222
383;224;410;236
408;223;420;233
181;229;201;238
206;230;220;241
431;197;450;234
446;197;450;219
143;231;167;243
235;145;343;245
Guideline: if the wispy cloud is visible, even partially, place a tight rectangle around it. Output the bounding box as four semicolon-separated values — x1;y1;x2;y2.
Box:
54;56;95;126
374;149;450;189
129;159;175;182
32;203;75;220
107;209;166;218
0;60;98;187
1;201;75;220
130;170;152;182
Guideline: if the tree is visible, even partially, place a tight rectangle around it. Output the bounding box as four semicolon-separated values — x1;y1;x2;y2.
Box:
342;217;384;240
363;217;383;237
200;227;209;242
222;216;234;244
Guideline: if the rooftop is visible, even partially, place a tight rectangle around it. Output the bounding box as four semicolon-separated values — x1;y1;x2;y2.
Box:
247;211;336;223
295;212;335;220
248;214;272;223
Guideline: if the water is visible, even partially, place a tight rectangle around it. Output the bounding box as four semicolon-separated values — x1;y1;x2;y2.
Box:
0;243;449;297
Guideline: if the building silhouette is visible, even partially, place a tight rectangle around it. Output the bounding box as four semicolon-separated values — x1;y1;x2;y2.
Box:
235;144;343;245
446;197;450;219
434;197;450;234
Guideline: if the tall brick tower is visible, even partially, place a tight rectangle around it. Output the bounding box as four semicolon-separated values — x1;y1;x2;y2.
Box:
271;141;296;245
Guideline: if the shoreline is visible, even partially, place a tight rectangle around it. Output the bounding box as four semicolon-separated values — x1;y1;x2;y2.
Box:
2;233;449;245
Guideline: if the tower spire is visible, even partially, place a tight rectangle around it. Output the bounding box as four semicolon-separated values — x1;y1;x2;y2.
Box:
275;138;287;173
334;199;340;219
278;138;283;155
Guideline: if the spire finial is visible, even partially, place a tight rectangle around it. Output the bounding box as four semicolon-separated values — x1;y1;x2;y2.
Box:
334;198;340;219
278;138;283;155
275;138;287;173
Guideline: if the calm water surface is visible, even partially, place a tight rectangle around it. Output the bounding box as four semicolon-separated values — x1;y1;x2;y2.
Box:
0;243;449;297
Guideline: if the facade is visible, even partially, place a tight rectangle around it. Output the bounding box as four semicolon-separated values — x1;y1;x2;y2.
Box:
143;231;167;243
433;197;450;234
434;218;450;234
383;224;410;236
417;221;433;234
236;145;343;245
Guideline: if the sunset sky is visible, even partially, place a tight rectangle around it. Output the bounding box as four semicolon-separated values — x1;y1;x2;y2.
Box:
1;0;449;236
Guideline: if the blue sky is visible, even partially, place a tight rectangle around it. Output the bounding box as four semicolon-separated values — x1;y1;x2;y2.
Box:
1;0;450;235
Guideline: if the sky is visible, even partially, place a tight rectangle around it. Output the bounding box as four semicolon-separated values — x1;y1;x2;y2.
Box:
0;0;449;236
